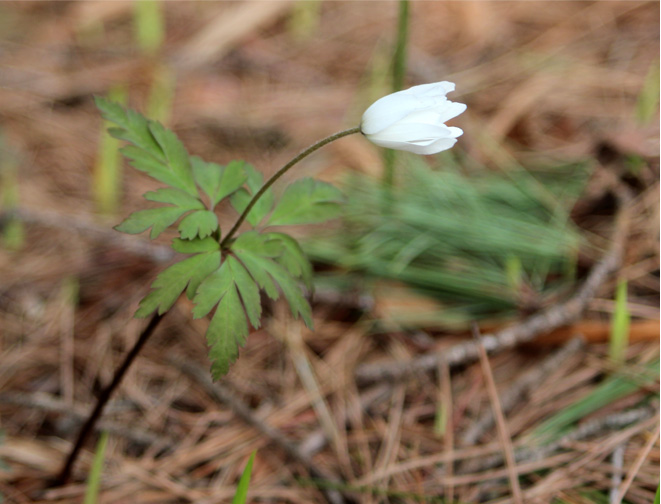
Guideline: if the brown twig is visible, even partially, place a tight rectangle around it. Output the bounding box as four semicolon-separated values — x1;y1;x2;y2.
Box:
355;190;632;385
472;323;524;504
613;422;660;504
461;337;585;446
53;312;165;486
173;358;348;504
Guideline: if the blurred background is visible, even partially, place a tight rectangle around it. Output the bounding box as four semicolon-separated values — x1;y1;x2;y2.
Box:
0;2;658;503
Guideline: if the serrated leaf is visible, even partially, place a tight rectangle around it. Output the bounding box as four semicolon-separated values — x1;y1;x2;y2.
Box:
144;187;204;208
147;121;198;196
230;164;274;227
248;254;313;328
267;232;313;291
230;232;313;327
227;256;261;328
268;178;344;226
192;261;234;319
135;251;221;317
115;207;187;239
206;285;248;379
172;237;220;254
192;158;248;207
95;97;163;156
178;210;219;240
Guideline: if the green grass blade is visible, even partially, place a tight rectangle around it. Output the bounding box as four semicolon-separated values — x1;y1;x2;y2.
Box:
232;451;256;504
133;0;164;54
609;280;630;365
83;431;109;504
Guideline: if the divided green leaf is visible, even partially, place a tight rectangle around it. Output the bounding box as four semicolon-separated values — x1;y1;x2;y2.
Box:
230;165;275;227
192;157;248;207
135;250;221;317
96;97;197;197
268;178;344;226
190;231;313;379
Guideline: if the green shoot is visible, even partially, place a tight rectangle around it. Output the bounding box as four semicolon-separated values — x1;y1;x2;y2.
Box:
231;452;256;504
0;147;23;250
133;0;164;55
83;431;109;504
609;280;631;365
383;0;410;188
635;62;659;125
288;1;321;41
529;359;659;444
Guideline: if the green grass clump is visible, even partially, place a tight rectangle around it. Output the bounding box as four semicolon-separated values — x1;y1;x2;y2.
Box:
306;156;589;327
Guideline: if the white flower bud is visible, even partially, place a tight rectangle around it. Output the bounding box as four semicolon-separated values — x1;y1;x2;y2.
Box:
361;81;466;155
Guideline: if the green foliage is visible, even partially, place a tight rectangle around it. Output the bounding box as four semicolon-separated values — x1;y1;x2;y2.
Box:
609;280;631;364
99;99;339;378
230;164;275;227
306;158;589;327
84;431;109;504
133;0;164;55
530;358;659;444
268;178;343;226
232;452;256;504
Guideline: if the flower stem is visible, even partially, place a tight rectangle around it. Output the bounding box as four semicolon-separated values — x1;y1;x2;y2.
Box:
54;312;165;486
220;126;360;248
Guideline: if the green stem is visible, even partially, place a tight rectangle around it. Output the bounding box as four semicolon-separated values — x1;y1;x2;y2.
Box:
221;126;361;248
383;0;410;189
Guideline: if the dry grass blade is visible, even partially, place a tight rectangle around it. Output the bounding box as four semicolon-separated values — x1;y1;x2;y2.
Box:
613;423;660;504
473;323;523;504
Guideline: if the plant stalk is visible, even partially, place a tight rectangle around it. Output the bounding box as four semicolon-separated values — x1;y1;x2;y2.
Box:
220;126;361;248
54;312;164;486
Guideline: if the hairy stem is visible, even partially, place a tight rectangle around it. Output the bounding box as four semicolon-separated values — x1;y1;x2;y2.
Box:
54;312;164;486
220;126;361;248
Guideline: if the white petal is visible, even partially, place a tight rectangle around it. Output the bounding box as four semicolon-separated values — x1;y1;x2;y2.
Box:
411;137;458;155
361;93;422;135
365;122;457;152
401;81;455;98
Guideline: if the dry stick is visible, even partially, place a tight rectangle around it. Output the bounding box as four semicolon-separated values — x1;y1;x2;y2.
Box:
174;359;348;504
54;312;164;486
472;323;524;504
0;392;172;449
613;422;660;504
355;190;632;385
461;337;585;446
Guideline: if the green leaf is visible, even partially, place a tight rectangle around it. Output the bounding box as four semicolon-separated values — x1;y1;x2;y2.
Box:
228;256;261;328
192;158;248;207
266;232;313;291
206;285;248;378
144;187;204;208
268;178;344;226
249;254;313;328
192;255;262;378
135;251;221;317
232;452;256;504
178;210;219;240
231;232;313;327
230;165;274;227
115;207;187;239
172;237;220;254
95;97;162;156
147;121;198;196
115;187;205;239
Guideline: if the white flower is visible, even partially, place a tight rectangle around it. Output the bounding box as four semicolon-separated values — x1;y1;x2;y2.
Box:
360;81;466;155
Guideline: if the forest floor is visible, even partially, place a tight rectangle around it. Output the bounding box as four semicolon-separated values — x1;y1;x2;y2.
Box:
0;2;658;503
